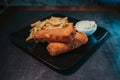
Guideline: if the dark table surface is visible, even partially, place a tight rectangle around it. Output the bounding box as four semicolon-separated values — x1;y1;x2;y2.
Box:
0;6;120;80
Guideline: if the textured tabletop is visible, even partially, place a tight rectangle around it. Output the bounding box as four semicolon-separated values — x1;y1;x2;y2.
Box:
0;10;120;80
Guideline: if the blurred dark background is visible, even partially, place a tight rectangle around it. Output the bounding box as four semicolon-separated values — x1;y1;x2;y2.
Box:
0;0;120;13
0;0;120;6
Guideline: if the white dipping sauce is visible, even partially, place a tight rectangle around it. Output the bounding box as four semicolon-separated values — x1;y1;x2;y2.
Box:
75;20;97;36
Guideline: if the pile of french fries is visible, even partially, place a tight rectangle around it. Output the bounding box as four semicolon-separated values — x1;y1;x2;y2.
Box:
26;17;73;41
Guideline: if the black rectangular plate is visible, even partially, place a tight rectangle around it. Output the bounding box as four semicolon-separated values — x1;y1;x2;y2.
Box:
10;14;109;74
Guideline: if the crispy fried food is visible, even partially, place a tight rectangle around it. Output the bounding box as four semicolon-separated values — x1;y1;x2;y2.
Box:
33;26;75;43
47;42;71;56
26;17;71;41
47;32;88;56
26;16;89;57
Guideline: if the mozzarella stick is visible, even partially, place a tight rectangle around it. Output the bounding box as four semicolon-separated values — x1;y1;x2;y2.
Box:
47;32;88;56
33;26;75;43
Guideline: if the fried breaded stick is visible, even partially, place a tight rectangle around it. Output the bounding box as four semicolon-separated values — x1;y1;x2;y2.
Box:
47;32;88;56
47;42;71;56
33;26;75;43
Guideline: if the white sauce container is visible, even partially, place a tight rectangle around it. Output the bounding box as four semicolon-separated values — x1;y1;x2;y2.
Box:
75;20;97;36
